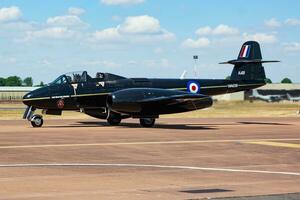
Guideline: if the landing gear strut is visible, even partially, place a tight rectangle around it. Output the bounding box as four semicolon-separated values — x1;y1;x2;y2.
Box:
139;118;155;128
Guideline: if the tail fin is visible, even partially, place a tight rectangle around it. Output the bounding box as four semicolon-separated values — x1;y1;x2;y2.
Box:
220;41;279;81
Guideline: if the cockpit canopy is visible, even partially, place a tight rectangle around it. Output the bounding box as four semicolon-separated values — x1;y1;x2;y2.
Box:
49;71;125;85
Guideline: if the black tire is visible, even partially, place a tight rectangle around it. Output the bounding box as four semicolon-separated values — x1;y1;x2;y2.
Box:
31;115;43;128
140;118;155;128
107;115;122;126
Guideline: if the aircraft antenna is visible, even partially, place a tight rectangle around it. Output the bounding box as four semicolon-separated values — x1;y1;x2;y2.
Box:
193;55;199;78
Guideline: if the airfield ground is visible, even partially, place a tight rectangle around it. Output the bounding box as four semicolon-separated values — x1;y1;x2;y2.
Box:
0;117;299;200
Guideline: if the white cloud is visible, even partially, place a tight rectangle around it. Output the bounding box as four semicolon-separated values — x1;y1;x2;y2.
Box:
265;18;281;28
112;15;122;21
154;47;164;54
83;60;121;68
90;15;175;43
195;26;212;36
285;18;300;26
25;27;75;40
0;6;22;22
119;15;160;34
213;24;239;35
101;0;145;6
284;42;300;52
92;28;122;41
46;15;87;28
142;58;171;68
182;37;210;49
196;24;239;36
243;33;277;44
68;7;85;16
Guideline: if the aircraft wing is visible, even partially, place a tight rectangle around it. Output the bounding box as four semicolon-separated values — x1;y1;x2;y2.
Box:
107;88;213;115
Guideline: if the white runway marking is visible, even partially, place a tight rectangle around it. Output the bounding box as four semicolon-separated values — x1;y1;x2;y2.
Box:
0;163;299;176
1;138;300;149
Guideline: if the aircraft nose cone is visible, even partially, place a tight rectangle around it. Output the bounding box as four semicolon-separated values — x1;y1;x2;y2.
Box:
22;87;49;106
23;92;33;100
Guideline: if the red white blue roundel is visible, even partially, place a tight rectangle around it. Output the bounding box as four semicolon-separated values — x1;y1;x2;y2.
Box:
187;81;200;93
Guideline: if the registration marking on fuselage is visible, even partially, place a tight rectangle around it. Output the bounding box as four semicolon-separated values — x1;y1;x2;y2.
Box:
244;141;300;149
1;138;300;149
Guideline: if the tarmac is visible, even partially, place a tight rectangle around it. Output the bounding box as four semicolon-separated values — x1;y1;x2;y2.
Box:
0;117;299;200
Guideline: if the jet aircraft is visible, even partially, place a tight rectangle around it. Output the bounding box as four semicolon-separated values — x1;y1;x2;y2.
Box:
250;89;284;102
23;41;279;128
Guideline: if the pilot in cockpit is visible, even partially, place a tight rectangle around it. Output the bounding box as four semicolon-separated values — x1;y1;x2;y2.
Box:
96;72;105;80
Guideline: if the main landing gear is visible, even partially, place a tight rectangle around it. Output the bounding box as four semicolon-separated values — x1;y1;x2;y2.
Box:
106;109;156;127
139;118;156;128
23;106;44;128
107;115;122;126
106;111;122;126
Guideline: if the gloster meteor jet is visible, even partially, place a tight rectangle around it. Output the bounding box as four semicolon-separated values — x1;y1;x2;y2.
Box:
23;41;279;127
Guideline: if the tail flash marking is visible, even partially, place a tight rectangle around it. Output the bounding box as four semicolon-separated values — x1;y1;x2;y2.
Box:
239;45;251;58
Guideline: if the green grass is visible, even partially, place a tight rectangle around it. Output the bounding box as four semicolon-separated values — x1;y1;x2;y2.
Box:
165;101;300;118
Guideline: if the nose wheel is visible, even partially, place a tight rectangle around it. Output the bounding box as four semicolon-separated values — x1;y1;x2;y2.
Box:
31;115;44;127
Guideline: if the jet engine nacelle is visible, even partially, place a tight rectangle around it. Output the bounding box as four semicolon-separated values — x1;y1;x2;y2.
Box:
107;88;213;117
107;88;160;114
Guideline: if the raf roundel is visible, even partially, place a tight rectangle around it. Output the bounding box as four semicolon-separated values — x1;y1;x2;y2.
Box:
187;81;200;94
57;99;65;109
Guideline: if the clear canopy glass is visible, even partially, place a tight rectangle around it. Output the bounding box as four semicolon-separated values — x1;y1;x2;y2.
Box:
49;71;106;85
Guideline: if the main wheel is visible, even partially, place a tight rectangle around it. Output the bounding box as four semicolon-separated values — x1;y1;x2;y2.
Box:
140;118;155;128
31;115;43;128
107;114;122;126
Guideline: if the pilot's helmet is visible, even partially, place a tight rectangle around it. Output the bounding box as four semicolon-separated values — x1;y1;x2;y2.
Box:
96;72;105;79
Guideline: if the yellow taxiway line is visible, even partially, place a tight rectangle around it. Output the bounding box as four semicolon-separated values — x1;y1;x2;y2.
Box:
245;141;300;149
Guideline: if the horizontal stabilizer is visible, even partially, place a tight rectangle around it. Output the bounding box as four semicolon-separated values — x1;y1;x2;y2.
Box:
220;59;280;65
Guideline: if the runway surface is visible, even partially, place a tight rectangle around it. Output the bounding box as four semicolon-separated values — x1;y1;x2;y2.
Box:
0;118;299;200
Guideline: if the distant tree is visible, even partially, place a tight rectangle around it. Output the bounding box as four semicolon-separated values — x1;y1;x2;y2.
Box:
0;77;5;86
23;77;33;86
265;78;272;84
5;76;22;86
281;77;292;84
39;81;45;86
225;76;231;80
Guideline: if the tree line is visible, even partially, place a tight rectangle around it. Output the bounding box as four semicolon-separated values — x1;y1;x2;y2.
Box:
226;76;293;84
0;76;44;87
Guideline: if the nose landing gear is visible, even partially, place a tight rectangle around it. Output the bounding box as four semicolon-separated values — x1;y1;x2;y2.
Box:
23;106;44;128
30;115;44;127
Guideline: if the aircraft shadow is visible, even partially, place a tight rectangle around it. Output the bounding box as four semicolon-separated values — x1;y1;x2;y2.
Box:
45;121;217;130
238;121;291;126
44;121;291;129
179;188;233;194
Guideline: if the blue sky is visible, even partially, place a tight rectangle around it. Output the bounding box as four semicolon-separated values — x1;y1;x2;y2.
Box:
0;0;300;84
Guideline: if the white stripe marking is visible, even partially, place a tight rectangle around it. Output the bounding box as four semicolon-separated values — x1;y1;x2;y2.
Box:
1;138;300;149
0;163;299;176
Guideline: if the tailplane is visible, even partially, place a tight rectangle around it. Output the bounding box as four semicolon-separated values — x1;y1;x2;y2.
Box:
220;41;279;81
